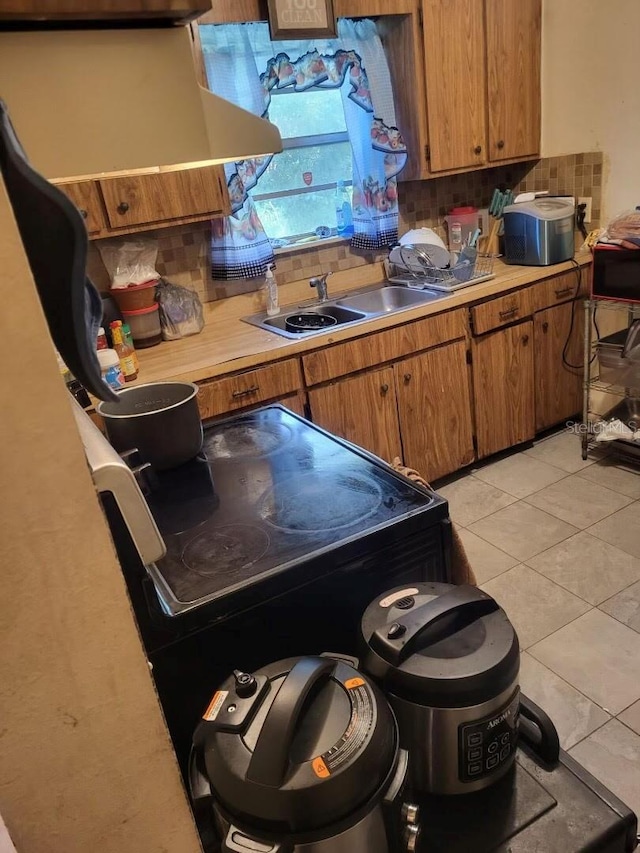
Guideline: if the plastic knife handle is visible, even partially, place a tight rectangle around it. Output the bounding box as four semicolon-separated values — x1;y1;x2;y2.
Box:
369;585;499;666
246;657;334;788
519;693;560;766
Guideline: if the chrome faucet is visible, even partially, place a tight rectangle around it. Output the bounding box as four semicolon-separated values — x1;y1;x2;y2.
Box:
309;272;332;303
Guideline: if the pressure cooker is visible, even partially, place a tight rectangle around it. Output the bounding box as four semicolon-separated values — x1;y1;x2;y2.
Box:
189;654;421;853
360;583;520;796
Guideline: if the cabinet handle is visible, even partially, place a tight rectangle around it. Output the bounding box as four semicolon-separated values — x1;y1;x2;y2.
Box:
499;306;519;320
522;334;530;346
232;385;259;399
555;287;573;298
496;139;505;150
542;321;549;333
78;208;88;219
380;383;389;396
403;373;412;383
117;202;130;214
474;145;482;155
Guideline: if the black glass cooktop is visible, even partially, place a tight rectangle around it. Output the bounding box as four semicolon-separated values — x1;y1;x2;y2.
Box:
145;406;439;616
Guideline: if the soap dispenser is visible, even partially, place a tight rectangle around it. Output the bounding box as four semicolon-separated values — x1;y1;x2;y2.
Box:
265;263;279;316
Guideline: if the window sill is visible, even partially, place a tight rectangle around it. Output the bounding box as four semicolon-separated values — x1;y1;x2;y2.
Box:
272;234;350;257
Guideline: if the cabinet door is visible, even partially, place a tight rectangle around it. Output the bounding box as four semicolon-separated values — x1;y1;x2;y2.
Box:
472;321;535;458
99;165;228;228
395;341;475;482
486;0;541;161
422;0;487;172
59;180;105;234
308;368;402;464
534;302;583;432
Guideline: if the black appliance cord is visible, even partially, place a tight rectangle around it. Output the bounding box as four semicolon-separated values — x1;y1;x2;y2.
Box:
561;258;599;370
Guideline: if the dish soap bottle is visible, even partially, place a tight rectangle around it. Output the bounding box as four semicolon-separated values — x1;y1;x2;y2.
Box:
265;263;279;317
335;180;354;237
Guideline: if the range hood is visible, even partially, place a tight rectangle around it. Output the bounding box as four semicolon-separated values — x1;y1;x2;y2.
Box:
0;28;282;181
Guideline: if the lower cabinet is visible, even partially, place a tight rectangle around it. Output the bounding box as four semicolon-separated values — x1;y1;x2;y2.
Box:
472;320;535;458
308;367;403;464
394;341;475;482
308;340;475;481
534;301;583;431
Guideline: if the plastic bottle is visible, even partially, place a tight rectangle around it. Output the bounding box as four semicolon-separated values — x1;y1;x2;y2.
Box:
97;348;125;390
96;327;108;351
121;323;140;371
335;180;354;237
265;263;280;317
110;320;138;382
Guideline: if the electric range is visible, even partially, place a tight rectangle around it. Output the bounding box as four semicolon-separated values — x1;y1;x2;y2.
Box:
101;405;452;774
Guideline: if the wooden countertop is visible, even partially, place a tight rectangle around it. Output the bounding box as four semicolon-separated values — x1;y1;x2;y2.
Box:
133;253;592;385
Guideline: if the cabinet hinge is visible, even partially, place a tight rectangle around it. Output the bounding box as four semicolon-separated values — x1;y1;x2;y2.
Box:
425;144;430;163
466;349;472;365
472;435;478;454
418;5;423;28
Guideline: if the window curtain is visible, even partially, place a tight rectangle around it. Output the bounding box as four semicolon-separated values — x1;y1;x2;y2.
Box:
201;20;407;279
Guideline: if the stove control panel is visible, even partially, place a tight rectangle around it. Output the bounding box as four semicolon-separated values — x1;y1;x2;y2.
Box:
458;690;519;783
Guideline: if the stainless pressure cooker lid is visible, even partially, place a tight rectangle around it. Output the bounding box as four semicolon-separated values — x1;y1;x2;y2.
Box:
360;583;519;708
191;655;398;834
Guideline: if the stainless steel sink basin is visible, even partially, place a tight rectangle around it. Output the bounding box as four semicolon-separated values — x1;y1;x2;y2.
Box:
259;304;366;338
336;285;441;314
242;283;448;339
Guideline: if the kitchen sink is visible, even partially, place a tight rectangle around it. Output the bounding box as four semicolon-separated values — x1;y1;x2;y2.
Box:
336;285;442;314
243;283;448;339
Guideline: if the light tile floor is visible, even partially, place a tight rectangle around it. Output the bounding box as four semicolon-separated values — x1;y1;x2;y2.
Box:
435;429;640;818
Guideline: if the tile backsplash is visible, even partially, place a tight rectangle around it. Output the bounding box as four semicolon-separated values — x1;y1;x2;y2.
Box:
89;152;602;303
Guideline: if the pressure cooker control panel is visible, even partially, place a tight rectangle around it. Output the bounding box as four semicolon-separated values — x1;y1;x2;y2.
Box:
458;689;519;783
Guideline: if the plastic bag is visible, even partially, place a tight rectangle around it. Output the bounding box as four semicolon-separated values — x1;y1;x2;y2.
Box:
98;238;160;288
601;208;640;249
156;278;204;340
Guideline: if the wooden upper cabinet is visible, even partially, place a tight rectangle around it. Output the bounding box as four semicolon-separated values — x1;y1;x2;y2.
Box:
99;165;229;229
422;0;487;172
415;0;540;175
59;181;106;234
485;0;541;162
0;1;212;24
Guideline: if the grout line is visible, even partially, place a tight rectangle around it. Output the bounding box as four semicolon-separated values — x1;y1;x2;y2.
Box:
521;648;612;718
523;603;594;653
566;717;612;752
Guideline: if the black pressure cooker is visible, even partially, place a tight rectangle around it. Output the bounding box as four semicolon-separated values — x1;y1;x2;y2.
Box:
360;583;520;796
190;655;421;853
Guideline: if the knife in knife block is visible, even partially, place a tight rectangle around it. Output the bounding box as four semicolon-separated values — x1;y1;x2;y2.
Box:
478;217;501;256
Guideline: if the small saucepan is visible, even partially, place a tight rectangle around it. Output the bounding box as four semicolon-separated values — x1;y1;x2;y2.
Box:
285;312;337;334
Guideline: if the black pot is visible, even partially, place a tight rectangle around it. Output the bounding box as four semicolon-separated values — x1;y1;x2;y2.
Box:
285;313;337;333
97;381;203;470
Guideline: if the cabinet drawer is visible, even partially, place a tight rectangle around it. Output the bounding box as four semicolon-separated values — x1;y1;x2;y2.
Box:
59;180;106;234
197;359;302;419
533;268;587;311
470;287;535;335
302;309;467;385
99;166;228;228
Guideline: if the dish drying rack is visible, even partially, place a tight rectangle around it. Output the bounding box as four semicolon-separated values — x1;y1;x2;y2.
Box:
384;251;495;293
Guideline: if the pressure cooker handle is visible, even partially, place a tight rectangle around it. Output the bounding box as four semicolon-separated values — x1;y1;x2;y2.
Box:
370;585;499;666
223;826;290;852
518;693;560;766
246;657;335;788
